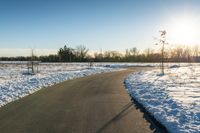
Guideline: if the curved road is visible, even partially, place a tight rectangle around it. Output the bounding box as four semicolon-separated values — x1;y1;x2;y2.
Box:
0;67;165;133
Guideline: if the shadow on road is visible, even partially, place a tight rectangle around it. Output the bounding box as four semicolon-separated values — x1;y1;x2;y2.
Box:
96;98;168;133
96;102;133;133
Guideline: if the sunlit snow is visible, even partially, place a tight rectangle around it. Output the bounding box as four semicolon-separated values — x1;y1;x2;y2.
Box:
125;64;200;133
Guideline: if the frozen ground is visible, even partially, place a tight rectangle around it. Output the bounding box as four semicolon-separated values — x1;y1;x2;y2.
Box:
0;62;123;107
125;64;200;133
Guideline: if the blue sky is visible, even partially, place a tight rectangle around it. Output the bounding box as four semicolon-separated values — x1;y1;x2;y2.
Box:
1;0;200;56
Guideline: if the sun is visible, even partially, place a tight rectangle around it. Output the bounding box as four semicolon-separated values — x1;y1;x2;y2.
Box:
167;15;199;45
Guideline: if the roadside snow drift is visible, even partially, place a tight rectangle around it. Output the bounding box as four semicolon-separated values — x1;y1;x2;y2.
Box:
125;65;200;133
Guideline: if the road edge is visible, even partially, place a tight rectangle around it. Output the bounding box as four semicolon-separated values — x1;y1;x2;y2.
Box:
123;77;169;133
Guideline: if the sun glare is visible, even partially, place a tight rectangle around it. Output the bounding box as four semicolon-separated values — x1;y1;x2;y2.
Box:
167;15;200;45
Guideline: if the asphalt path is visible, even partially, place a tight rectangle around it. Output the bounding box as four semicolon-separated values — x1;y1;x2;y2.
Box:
0;67;167;133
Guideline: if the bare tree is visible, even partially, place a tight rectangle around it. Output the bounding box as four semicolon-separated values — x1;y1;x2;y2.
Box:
192;45;200;61
130;47;139;56
184;46;191;62
76;45;89;61
144;48;154;62
155;30;167;75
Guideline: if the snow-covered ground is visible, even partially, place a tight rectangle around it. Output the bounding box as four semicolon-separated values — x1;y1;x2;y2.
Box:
0;62;123;107
125;64;200;133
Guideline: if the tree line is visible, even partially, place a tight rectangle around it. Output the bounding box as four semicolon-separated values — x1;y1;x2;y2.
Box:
1;45;200;62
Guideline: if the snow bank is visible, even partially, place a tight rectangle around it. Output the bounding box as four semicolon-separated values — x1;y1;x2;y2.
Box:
0;66;120;107
125;66;200;133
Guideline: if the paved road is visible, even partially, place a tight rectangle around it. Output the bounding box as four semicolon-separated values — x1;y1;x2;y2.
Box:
0;67;166;133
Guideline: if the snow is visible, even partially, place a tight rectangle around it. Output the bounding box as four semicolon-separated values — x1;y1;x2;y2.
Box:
0;62;122;107
125;64;200;133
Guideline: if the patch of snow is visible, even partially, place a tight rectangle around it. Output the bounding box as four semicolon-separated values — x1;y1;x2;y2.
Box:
125;65;200;133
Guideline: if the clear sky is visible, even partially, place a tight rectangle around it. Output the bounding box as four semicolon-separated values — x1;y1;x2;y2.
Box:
1;0;200;56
